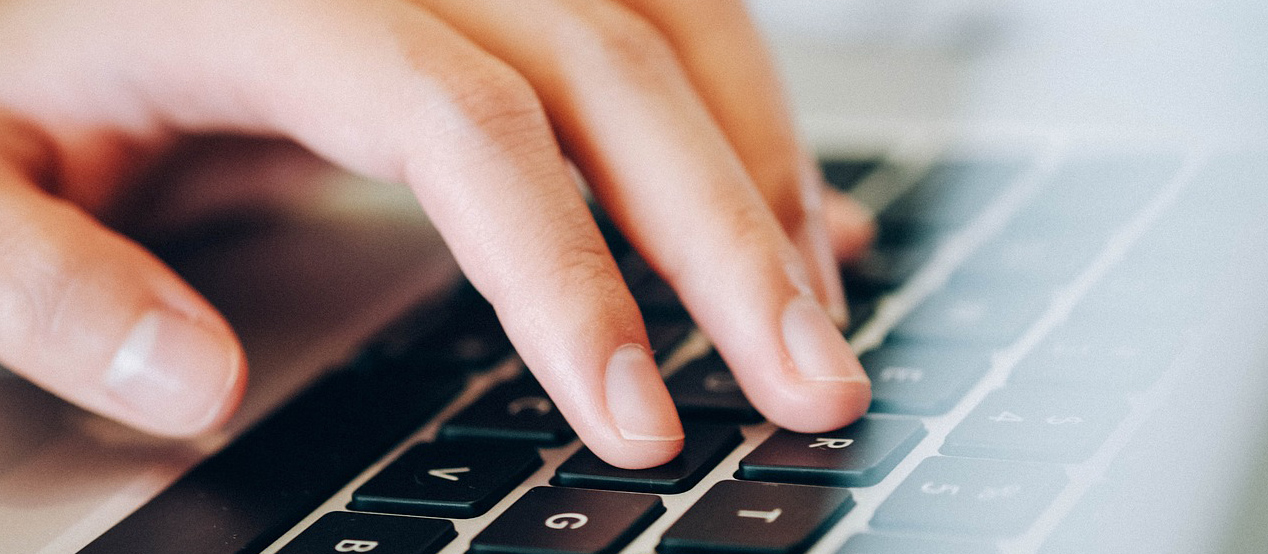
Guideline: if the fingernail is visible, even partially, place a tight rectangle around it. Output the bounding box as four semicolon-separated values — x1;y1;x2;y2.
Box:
605;344;684;442
105;310;240;435
781;295;869;384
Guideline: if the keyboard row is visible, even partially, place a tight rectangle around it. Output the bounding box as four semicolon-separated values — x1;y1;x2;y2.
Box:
286;451;1066;554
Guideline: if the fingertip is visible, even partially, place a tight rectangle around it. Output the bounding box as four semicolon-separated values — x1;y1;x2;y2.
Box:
823;190;877;263
591;343;685;469
105;309;247;438
765;379;871;434
593;436;685;470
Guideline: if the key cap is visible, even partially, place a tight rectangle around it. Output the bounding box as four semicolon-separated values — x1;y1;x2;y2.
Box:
350;442;541;518
278;512;454;554
380;288;513;372
860;344;989;415
646;317;693;363
470;487;663;554
737;417;925;487
554;423;741;494
666;354;763;423
658;480;854;554
1009;322;1182;391
441;375;574;446
842;242;937;292
941;386;1128;462
1018;155;1182;236
632;275;689;320
951;229;1101;287
845;296;879;336
78;339;467;554
871;457;1067;537
880;159;1028;231
819;158;880;192
838;533;999;554
891;288;1047;345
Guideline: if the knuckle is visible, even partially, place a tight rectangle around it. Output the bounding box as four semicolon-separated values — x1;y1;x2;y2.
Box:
753;160;809;233
441;63;547;139
567;9;680;84
545;227;624;300
0;201;86;353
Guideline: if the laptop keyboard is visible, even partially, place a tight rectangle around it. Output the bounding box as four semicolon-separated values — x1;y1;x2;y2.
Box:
78;148;1268;554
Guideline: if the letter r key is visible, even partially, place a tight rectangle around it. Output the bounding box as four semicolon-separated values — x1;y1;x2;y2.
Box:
810;438;854;449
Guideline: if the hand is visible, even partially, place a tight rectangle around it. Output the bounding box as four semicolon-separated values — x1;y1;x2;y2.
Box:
0;0;875;469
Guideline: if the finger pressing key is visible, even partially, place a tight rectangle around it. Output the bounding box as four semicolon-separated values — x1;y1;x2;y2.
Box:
417;0;871;432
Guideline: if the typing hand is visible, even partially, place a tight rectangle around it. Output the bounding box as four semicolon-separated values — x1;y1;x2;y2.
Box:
0;0;874;469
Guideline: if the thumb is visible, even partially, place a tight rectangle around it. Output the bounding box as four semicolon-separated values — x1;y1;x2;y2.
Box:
0;163;245;437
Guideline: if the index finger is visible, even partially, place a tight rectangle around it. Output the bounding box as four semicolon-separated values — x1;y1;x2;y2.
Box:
617;0;878;325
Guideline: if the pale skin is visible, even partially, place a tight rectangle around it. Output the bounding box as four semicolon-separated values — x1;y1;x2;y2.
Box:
0;0;876;469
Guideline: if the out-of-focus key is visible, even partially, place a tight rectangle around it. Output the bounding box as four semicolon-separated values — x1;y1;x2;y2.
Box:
872;457;1066;537
951;229;1101;287
1009;322;1183;391
278;512;454;554
838;533;999;554
737;417;925;487
843;242;937;292
891;289;1047;345
440;375;574;446
941;387;1128;462
860;344;989;415
350;443;541;518
880;160;1029;231
554;423;742;494
820;159;880;192
470;487;663;554
658;481;854;554
666;354;762;423
646;318;693;363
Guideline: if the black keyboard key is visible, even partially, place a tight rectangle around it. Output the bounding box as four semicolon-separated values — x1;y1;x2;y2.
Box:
860;344;989;415
1019;155;1183;235
666;354;762;423
78;346;466;554
942;387;1128;463
880;159;1028;230
951;229;1101;287
350;443;541;518
470;487;663;554
737;417;925;487
632;275;689;320
843;244;937;292
441;376;574;446
838;533;999;554
554;423;741;494
278;512;454;554
379;288;513;372
1009;320;1183;391
819;158;880;192
658;480;854;554
872;457;1066;537
646;318;694;363
891;289;1047;345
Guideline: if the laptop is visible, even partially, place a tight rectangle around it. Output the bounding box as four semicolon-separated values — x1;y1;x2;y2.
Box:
3;1;1267;553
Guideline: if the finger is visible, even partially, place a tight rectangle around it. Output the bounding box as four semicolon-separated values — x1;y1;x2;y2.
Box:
0;159;245;437
415;0;869;432
615;0;853;323
5;0;685;468
824;186;878;264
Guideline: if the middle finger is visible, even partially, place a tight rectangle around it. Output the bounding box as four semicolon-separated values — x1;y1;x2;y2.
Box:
417;0;870;432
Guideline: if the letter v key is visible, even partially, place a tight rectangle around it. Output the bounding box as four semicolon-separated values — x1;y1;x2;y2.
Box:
427;467;471;481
